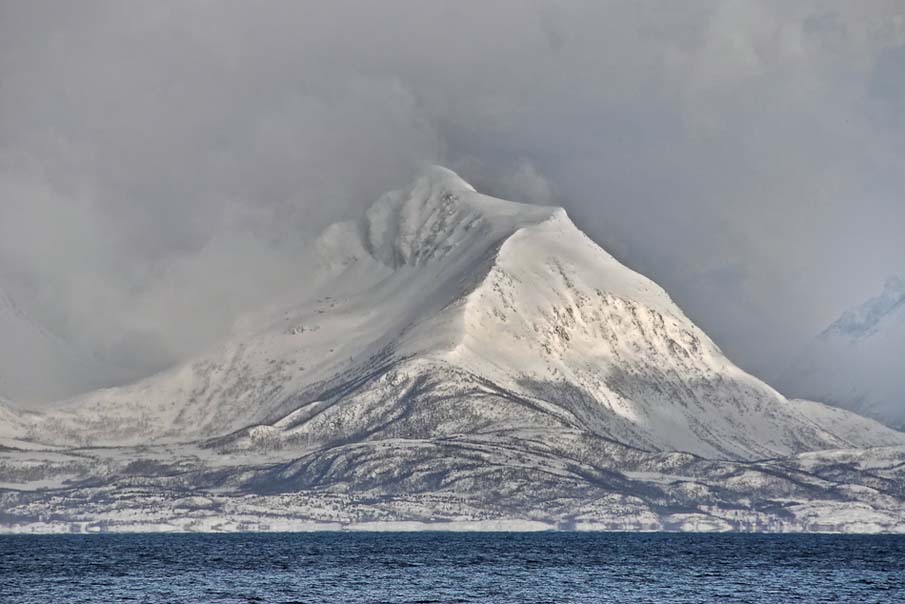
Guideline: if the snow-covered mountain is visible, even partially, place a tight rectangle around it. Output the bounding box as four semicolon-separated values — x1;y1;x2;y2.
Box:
0;288;116;404
13;167;896;458
779;277;905;430
2;167;904;533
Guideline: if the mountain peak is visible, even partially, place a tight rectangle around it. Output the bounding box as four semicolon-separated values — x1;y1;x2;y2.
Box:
413;165;477;194
360;165;561;269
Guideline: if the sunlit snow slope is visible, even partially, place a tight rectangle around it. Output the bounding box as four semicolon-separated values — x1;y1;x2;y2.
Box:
14;167;902;460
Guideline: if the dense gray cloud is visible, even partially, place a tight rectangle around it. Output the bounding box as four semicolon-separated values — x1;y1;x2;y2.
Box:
1;0;903;396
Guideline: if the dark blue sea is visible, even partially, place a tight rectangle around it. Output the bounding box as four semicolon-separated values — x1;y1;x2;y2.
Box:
1;532;903;603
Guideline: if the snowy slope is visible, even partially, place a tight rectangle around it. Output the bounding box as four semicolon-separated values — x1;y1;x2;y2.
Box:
14;167;902;460
0;288;117;404
786;399;905;448
779;277;905;430
2;429;905;533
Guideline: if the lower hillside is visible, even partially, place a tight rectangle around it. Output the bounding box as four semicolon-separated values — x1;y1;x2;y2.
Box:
2;429;904;533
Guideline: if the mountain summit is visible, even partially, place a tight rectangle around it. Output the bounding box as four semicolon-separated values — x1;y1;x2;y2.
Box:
2;167;904;532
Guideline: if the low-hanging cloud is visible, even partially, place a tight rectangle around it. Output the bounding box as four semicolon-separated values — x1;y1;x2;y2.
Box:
1;0;904;399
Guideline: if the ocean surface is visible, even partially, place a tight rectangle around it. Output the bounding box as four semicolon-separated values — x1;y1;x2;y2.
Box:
1;532;903;603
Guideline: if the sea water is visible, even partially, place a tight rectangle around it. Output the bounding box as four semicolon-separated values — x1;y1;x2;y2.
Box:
1;532;903;603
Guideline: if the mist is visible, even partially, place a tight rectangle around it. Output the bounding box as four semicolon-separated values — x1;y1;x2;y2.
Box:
1;1;903;401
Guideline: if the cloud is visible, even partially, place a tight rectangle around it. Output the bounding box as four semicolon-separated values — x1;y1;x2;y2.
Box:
1;1;904;399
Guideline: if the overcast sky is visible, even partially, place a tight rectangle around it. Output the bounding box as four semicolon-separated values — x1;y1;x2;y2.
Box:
1;0;904;390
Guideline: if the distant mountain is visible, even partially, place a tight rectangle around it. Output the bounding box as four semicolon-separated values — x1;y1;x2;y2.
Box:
779;277;905;430
1;167;904;533
0;288;117;404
